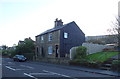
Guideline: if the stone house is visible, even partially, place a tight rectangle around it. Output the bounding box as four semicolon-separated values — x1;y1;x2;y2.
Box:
35;18;85;59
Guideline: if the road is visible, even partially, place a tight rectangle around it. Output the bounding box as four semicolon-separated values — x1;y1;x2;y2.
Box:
1;57;115;79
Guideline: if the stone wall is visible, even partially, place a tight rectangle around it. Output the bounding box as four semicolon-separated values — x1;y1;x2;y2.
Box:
37;58;70;65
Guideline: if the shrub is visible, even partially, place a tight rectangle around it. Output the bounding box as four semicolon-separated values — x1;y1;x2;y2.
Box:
23;53;35;60
74;46;87;59
69;59;88;66
69;59;101;68
69;59;80;65
87;60;102;68
111;60;120;72
78;59;90;66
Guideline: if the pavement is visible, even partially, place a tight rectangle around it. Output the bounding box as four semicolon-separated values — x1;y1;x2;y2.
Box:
29;61;120;77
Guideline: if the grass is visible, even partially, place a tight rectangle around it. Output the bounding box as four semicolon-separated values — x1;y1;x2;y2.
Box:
85;52;120;63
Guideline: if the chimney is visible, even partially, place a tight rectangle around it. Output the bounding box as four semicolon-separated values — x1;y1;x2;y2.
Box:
54;18;63;27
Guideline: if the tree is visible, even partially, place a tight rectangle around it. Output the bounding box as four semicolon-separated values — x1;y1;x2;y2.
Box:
107;17;120;48
16;37;35;54
2;45;8;50
1;45;8;56
15;37;35;60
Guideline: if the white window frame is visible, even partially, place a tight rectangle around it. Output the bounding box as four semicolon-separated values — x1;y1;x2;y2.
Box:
41;36;44;41
40;36;44;43
48;46;53;54
48;33;52;41
64;32;68;38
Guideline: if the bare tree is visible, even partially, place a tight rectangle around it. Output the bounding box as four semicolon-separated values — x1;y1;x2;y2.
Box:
118;17;120;48
107;17;120;48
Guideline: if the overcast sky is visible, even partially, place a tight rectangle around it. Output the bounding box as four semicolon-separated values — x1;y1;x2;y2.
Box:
0;0;119;46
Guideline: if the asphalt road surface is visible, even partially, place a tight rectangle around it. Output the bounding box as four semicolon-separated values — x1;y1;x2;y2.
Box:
1;57;116;79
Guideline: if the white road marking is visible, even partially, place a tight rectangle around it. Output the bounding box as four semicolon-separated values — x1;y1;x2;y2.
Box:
5;66;26;71
29;73;54;75
43;70;71;78
15;69;25;70
20;65;34;69
5;66;16;71
8;62;12;64
24;73;38;79
43;70;49;72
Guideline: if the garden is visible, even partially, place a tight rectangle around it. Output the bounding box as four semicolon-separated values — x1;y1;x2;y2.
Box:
69;46;120;72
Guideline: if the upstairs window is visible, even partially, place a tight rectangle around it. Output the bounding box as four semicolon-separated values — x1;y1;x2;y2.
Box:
40;36;44;43
64;32;68;38
48;33;52;41
48;46;53;54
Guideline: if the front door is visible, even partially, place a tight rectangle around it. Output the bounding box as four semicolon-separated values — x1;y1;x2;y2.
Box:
55;45;58;57
41;47;44;57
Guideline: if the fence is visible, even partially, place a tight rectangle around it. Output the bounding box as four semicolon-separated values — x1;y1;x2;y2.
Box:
70;43;114;60
82;43;114;54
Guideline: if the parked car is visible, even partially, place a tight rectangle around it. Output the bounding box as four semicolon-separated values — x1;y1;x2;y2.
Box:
13;55;27;62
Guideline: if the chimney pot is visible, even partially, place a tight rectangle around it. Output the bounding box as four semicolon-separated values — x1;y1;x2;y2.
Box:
54;18;63;27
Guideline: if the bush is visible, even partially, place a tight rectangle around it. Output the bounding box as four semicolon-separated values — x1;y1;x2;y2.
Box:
69;59;88;66
69;59;101;68
69;59;80;65
74;46;87;59
87;60;102;68
23;53;35;60
111;60;120;72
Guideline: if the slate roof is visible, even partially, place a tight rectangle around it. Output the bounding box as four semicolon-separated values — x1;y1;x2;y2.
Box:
36;21;74;36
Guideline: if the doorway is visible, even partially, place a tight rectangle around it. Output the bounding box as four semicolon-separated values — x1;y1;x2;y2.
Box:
41;47;44;57
55;45;58;57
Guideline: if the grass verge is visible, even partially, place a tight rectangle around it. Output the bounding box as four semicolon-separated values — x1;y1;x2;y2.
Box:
85;52;119;62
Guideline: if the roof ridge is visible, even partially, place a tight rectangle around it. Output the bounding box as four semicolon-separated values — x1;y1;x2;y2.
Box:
37;21;75;36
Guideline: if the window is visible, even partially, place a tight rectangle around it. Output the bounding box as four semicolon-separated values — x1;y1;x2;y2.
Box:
48;33;52;41
64;32;68;38
48;46;53;54
40;36;44;43
41;36;44;41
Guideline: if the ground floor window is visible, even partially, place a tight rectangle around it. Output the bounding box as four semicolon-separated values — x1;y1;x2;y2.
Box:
48;46;53;54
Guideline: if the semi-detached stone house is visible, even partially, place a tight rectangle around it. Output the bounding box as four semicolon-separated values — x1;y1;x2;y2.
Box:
35;18;85;59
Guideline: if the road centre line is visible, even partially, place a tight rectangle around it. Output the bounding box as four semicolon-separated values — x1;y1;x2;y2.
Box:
5;66;16;71
43;70;71;78
8;62;14;65
29;73;54;75
15;69;25;70
20;65;34;69
8;62;12;64
24;73;38;79
5;66;26;71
